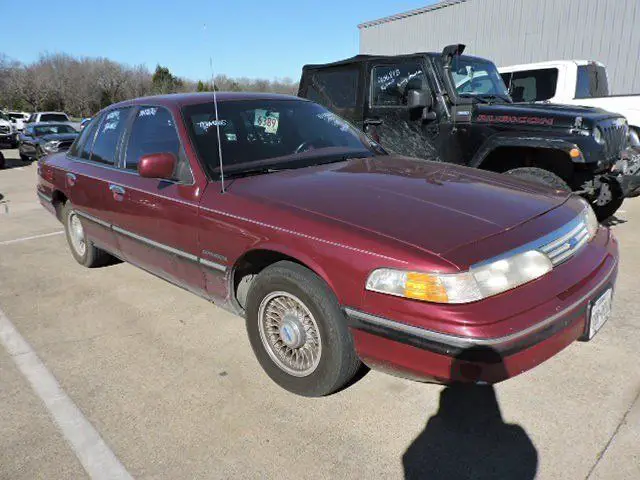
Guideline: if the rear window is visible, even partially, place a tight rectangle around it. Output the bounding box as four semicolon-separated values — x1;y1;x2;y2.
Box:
508;68;558;102
576;65;609;98
40;113;69;122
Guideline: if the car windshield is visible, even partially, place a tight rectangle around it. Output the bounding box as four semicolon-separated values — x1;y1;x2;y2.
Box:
183;99;383;179
0;112;8;121
34;124;77;136
8;113;23;120
451;57;511;100
40;113;69;122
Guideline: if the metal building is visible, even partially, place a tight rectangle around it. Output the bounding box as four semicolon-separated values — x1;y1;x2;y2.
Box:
359;0;639;94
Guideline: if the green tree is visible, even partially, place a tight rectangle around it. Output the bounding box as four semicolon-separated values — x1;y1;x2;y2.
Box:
152;65;182;94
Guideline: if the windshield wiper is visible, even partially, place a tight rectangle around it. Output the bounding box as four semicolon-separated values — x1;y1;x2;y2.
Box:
477;93;512;104
223;167;284;179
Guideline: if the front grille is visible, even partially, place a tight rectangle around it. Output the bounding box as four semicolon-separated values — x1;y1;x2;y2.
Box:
0;126;9;134
539;217;589;266
600;119;628;161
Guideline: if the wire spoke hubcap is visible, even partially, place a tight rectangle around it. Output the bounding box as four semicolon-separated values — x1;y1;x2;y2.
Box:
68;212;86;256
258;291;322;377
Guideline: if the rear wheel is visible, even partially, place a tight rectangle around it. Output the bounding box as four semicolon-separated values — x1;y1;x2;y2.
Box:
0;151;5;169
245;261;362;397
19;152;29;161
62;202;113;268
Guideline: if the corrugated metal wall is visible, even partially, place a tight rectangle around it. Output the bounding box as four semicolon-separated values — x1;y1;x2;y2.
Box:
359;0;640;94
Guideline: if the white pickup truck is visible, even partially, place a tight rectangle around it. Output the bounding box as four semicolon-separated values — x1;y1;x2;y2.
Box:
499;60;640;147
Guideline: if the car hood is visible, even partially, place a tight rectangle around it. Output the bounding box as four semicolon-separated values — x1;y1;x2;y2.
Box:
231;156;570;257
475;102;622;129
40;133;78;142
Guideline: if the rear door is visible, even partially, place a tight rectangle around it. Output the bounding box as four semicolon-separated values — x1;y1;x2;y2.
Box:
109;105;205;295
365;57;440;161
63;110;132;255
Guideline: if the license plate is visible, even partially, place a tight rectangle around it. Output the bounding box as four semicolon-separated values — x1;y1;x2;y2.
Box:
588;289;613;339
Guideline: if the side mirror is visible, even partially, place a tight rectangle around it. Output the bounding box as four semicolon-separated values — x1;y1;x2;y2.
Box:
138;152;176;180
407;89;432;110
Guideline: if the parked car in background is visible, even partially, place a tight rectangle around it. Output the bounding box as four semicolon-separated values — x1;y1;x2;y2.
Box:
26;111;72;125
298;45;640;221
19;122;79;160
37;92;618;396
499;60;640;147
80;117;92;130
6;111;30;132
0;111;17;148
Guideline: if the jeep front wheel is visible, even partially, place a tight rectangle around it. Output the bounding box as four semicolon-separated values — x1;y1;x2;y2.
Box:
504;167;571;192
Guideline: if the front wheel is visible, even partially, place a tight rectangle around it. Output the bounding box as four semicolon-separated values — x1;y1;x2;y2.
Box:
62;202;113;268
245;261;362;397
590;180;624;222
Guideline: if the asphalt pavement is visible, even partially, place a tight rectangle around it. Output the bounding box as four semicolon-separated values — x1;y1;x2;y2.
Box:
1;149;639;479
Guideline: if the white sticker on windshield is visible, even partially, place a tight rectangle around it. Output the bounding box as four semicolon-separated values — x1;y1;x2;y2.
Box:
139;107;157;117
103;122;118;132
197;119;228;131
106;111;120;121
254;109;279;134
317;112;350;132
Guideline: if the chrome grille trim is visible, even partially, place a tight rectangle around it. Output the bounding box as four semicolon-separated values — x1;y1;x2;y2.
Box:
539;216;589;266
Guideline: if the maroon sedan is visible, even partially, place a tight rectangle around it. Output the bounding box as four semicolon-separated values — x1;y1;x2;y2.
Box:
37;93;618;396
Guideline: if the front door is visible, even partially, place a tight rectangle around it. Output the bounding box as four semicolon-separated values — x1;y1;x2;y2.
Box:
364;58;441;162
108;105;205;296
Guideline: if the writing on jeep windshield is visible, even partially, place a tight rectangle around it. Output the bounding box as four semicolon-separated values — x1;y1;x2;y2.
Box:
183;100;380;179
451;57;510;101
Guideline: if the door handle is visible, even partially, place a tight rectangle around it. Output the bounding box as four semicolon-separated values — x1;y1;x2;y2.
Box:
364;118;383;126
66;173;77;187
109;184;126;195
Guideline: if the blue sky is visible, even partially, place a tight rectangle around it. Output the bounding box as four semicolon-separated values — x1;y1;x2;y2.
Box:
1;0;435;81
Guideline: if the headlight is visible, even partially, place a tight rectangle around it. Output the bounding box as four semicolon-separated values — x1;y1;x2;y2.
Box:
579;198;599;240
43;141;60;152
366;249;552;305
593;127;605;144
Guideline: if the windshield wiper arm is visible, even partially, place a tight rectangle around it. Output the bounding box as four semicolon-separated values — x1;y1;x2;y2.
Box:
223;167;284;179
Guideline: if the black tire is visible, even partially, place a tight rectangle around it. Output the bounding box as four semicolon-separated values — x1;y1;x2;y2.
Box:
245;261;362;397
19;152;29;161
35;146;43;160
0;151;5;169
590;180;624;222
61;202;113;268
504;167;571;192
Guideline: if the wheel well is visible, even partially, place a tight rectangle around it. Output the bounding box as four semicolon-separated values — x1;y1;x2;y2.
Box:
232;249;313;310
479;146;574;183
51;190;67;220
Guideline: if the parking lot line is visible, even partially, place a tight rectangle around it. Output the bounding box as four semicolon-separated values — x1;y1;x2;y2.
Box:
0;307;133;480
0;231;64;246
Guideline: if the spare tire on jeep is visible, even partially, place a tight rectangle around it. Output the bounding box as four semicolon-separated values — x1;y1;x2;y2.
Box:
504;167;622;222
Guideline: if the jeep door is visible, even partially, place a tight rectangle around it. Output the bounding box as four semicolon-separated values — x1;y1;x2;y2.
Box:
364;57;440;161
108;105;206;296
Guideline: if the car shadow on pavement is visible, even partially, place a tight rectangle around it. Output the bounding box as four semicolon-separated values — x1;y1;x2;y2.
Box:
0;152;33;170
603;215;627;227
402;347;538;480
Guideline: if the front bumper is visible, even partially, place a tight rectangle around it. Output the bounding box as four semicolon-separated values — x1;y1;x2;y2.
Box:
345;235;618;384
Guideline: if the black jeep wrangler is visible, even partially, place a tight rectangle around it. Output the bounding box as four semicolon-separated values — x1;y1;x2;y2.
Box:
298;44;640;220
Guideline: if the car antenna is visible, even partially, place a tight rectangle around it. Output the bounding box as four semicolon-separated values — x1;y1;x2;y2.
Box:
205;23;226;193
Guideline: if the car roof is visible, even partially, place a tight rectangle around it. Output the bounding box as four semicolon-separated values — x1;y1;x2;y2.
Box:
31;121;76;127
498;60;606;71
34;111;68;115
108;92;306;110
302;53;490;69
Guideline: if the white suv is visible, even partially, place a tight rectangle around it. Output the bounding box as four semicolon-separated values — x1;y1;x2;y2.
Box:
0;111;16;148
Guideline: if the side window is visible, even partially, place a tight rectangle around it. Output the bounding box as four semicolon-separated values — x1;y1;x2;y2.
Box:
371;62;425;106
90;108;132;165
308;69;359;109
125;106;188;181
576;65;609;99
69;115;100;158
509;68;558;102
500;72;512;88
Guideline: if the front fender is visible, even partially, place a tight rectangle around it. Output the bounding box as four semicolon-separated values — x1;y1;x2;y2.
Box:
471;134;580;168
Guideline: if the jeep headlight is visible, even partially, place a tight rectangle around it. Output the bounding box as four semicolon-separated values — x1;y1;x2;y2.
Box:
366;250;553;304
43;140;60;152
593;127;605;145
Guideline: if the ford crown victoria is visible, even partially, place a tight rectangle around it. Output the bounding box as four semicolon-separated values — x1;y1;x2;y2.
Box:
37;93;618;396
